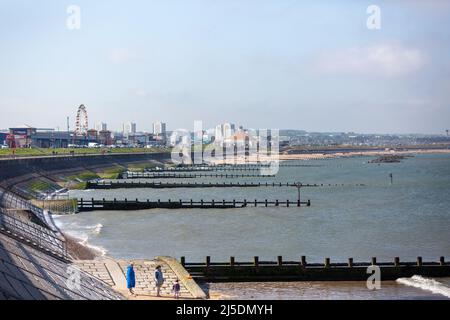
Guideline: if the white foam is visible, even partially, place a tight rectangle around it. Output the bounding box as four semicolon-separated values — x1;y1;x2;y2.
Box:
51;217;107;256
83;223;103;235
78;237;108;256
397;275;450;298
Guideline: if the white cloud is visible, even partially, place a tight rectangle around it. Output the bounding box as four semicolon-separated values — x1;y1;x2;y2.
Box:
315;44;426;77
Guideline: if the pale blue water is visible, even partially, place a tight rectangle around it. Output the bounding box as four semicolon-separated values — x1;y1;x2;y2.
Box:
54;153;450;299
60;153;450;262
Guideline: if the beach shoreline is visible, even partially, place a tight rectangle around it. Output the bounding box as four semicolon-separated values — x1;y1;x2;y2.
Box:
64;233;105;260
208;147;450;165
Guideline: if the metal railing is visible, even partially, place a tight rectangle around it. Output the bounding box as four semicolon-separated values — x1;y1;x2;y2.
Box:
0;190;47;224
0;208;67;259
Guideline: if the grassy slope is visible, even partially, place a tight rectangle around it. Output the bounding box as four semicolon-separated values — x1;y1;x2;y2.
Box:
0;147;169;157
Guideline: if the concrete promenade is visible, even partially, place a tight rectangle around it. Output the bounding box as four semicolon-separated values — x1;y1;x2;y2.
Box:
75;257;207;300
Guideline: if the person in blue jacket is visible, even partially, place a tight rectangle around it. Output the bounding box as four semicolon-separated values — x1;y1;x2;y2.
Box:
154;265;164;297
126;262;136;296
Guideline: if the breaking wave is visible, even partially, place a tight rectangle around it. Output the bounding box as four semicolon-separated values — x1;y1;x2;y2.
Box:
78;236;108;256
52;217;107;256
397;275;450;298
84;223;103;235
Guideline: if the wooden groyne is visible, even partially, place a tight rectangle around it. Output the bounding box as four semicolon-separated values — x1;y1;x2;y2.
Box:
85;181;347;189
77;198;311;211
87;180;365;189
144;164;322;172
121;172;276;179
180;256;450;282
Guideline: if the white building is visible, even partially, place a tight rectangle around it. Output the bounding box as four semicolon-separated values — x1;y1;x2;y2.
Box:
214;123;236;143
153;121;166;136
214;124;223;143
222;123;235;139
95;122;107;132
123;122;136;137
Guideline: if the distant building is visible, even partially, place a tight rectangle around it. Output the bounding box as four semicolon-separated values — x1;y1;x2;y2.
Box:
214;123;235;143
87;129;98;141
0;131;8;145
9;125;37;148
98;130;113;145
169;133;178;147
223;123;235;139
169;130;191;147
95;122;107;132
123;122;136;137
31;131;73;148
223;131;255;148
153;121;166;136
202;133;211;144
214;124;223;143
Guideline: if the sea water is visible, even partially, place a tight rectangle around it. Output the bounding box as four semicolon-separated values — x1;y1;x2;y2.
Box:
54;153;450;299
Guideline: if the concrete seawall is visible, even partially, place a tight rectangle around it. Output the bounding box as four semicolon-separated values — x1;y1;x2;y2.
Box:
0;152;171;183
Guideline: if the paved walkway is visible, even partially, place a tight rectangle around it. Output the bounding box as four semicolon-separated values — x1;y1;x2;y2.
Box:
75;258;196;299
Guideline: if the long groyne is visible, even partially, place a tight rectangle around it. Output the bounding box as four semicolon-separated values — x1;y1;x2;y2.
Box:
143;164;322;172
86;180;360;189
181;256;450;282
121;172;276;179
77;198;312;211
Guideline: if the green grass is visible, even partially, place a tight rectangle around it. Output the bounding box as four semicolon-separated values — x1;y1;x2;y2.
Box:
71;181;88;190
66;171;99;181
66;167;126;189
29;180;54;192
0;147;170;157
97;166;125;179
127;162;160;172
64;167;128;189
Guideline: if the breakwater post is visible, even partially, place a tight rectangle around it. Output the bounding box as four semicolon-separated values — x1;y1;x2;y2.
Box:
180;256;450;282
301;256;307;267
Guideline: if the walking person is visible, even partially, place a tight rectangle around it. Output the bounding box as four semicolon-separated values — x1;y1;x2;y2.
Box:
172;279;181;299
126;262;136;296
154;265;164;297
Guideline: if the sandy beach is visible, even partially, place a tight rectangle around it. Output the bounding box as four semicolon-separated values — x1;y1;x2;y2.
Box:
207;148;450;165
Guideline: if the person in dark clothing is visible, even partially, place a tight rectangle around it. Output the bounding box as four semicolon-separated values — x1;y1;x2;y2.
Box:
154;265;164;297
172;279;181;299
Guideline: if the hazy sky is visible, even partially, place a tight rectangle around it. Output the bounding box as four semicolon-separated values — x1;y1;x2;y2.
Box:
1;0;449;134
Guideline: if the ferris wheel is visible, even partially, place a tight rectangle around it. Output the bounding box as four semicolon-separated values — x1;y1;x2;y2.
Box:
75;104;89;135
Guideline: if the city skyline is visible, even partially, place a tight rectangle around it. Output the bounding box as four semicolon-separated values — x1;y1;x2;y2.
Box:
1;116;449;136
1;1;450;134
